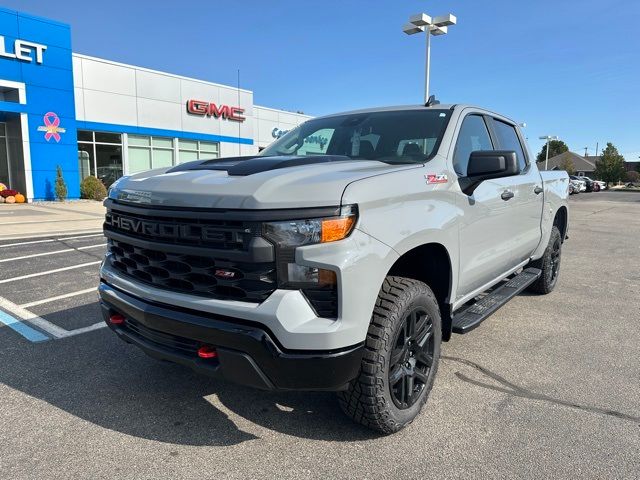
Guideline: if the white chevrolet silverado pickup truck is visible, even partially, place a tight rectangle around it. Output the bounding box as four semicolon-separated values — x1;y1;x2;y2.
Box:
99;104;569;433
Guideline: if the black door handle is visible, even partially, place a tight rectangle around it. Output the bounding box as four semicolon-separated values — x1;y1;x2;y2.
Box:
501;190;515;201
534;186;543;195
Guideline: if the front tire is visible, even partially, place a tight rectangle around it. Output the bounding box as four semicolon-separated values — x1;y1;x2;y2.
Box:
528;226;563;294
337;276;441;434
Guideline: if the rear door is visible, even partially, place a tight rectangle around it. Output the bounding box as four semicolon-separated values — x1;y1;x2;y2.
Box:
489;118;544;264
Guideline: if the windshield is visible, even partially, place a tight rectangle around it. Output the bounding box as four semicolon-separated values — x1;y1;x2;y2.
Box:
260;109;451;164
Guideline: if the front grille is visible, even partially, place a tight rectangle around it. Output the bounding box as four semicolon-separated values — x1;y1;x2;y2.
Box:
104;209;256;250
124;317;199;354
104;203;278;302
108;238;277;301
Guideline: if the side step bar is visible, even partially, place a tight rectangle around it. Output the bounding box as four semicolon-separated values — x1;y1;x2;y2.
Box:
452;267;542;334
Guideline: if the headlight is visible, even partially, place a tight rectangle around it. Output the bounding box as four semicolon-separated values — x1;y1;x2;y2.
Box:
263;205;357;247
262;205;357;318
107;175;130;199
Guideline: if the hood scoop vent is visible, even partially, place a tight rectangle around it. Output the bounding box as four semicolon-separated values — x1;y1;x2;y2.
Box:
167;155;353;176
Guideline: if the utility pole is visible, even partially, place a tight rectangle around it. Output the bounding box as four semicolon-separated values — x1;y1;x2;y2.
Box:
583;147;589;157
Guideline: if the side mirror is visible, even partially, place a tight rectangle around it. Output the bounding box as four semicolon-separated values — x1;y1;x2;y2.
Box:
459;150;520;195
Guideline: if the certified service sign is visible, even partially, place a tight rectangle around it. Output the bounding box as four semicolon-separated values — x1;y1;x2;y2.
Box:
37;112;66;142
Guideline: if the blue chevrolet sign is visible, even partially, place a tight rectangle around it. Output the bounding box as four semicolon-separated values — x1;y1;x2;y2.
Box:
0;7;79;200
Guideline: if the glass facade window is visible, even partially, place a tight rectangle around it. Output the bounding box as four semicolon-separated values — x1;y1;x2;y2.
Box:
77;130;123;187
127;135;174;174
0;123;9;186
178;139;219;163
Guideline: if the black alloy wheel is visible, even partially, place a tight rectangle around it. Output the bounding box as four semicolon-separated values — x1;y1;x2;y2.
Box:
389;307;434;409
548;234;562;287
528;225;563;294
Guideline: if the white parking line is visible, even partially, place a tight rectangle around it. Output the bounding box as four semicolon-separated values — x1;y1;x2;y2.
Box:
0;296;106;339
0;261;101;285
0;232;103;248
20;288;97;308
0;243;106;264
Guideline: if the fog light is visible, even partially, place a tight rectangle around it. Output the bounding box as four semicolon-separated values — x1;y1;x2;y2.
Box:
197;345;218;359
287;264;319;283
109;313;125;325
286;264;337;286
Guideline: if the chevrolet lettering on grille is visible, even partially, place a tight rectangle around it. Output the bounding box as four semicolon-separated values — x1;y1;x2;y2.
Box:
105;212;230;243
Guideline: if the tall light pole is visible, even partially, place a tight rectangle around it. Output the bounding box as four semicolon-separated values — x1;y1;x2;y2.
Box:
403;13;457;104
539;135;558;170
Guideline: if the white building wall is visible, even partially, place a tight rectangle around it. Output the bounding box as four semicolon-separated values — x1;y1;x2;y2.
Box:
254;106;311;149
73;54;255;143
72;54;312;165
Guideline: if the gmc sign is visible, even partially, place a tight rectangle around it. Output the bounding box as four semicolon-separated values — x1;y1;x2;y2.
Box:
186;100;246;122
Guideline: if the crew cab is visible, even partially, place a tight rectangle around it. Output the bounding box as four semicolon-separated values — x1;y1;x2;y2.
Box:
99;104;569;433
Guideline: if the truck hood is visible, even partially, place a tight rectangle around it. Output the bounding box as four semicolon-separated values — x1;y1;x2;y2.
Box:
110;155;417;209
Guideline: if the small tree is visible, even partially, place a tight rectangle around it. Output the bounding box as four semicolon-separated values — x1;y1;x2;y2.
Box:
54;165;67;202
594;143;626;185
559;156;576;175
536;139;569;163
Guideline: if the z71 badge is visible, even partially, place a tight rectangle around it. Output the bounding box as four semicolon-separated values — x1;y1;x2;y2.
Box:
425;173;448;184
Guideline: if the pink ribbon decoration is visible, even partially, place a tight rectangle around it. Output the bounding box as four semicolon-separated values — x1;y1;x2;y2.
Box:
37;112;66;142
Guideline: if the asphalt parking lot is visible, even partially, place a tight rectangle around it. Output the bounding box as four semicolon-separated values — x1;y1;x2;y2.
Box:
1;192;639;479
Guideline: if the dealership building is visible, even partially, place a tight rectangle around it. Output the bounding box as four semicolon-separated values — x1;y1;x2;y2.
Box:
0;7;310;200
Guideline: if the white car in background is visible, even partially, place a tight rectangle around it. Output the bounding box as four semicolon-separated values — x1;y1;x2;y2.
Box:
580;176;606;190
570;176;587;192
569;179;582;194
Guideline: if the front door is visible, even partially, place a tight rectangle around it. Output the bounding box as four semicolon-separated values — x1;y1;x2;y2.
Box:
453;114;517;299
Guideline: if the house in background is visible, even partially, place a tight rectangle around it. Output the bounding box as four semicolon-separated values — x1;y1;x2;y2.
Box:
624;160;640;173
537;151;599;176
539;151;640;178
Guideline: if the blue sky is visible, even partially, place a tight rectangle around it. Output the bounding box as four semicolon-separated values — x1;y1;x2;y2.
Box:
5;0;639;160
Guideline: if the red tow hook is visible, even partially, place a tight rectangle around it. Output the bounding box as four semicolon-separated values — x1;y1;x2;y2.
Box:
197;345;218;359
109;313;125;325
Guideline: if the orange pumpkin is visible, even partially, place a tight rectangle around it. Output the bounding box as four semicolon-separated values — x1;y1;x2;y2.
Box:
15;193;25;203
5;196;15;204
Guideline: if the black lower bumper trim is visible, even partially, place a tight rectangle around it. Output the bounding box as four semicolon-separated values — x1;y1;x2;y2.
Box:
99;282;363;391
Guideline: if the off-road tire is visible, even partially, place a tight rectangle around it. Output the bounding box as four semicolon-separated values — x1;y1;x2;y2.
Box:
337;276;441;434
528;226;562;294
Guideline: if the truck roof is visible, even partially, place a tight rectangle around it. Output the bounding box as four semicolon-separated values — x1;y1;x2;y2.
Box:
320;104;518;125
321;104;456;117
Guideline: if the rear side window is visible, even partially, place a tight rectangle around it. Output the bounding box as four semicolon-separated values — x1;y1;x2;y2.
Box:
453;115;493;176
493;120;527;171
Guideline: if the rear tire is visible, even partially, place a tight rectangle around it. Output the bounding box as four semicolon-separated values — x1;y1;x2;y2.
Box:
528;226;562;294
337;276;441;434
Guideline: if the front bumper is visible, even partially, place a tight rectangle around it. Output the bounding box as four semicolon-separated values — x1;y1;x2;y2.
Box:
99;282;363;391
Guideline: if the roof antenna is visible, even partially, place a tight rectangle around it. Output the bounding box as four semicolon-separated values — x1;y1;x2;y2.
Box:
425;94;440;107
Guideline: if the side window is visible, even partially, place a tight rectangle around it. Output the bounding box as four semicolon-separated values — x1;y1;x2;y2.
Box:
453;115;493;176
493;120;527;171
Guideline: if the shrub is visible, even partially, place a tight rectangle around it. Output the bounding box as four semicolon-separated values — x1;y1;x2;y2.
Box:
80;175;108;201
625;171;639;184
54;165;67;201
0;189;18;198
